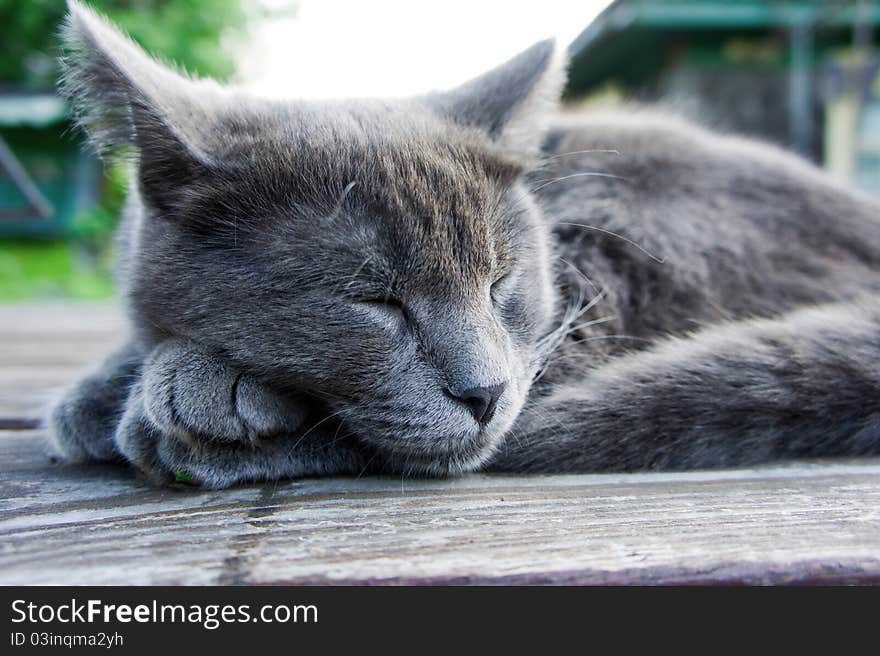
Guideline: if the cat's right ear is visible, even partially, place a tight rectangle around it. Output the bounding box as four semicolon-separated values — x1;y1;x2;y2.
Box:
59;1;219;210
425;39;568;159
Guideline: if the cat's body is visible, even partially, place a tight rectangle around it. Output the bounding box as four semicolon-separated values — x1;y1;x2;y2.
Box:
50;1;880;487
541;110;880;340
494;112;880;472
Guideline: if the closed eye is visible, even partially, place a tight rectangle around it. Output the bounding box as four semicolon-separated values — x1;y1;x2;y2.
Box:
490;272;513;303
357;296;409;323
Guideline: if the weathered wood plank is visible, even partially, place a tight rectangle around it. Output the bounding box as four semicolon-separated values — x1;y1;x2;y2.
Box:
2;429;879;585
0;302;123;336
0;367;100;420
0;303;124;419
2;303;880;586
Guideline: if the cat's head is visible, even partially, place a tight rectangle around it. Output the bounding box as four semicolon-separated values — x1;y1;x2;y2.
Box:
61;0;566;474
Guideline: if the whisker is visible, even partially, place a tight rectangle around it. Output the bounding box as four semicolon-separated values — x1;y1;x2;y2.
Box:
356;450;380;480
543;148;621;161
531;287;601;383
328;420;347;447
558;256;600;295
557;222;667;264
535;290;584;352
290;408;348;450
572;334;653;346
530;172;629;194
525;403;573;441
575;288;607;319
563;315;617;336
506;169;627;208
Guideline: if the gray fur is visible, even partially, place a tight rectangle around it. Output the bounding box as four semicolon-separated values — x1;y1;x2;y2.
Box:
141;338;308;445
49;1;880;487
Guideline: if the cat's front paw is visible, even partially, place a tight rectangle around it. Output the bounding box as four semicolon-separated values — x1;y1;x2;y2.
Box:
47;345;142;462
141;339;307;446
114;380;363;488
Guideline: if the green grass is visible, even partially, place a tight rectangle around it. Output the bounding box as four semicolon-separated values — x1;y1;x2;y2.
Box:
0;240;115;301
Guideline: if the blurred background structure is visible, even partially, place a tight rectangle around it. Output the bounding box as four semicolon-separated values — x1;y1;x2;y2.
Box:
567;0;880;189
0;0;291;299
1;0;879;300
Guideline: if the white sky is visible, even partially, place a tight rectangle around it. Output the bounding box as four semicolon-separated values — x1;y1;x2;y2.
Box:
238;0;612;99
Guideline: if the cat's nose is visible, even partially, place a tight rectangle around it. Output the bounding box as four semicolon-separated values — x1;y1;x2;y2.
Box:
448;382;507;426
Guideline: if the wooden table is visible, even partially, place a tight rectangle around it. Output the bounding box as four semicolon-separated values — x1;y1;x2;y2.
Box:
2;303;879;585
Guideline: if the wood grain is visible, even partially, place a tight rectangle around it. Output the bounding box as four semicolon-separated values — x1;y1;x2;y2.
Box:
0;302;124;419
2;428;880;585
1;303;879;585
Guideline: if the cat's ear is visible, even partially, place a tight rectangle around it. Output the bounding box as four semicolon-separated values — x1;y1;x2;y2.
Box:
59;1;219;210
426;39;567;157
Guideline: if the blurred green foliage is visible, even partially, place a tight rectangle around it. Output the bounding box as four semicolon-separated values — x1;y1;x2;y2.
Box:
0;240;114;299
69;158;128;248
0;0;294;300
0;0;268;87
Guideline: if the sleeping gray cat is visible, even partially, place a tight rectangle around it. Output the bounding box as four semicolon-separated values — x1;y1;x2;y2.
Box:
50;1;880;488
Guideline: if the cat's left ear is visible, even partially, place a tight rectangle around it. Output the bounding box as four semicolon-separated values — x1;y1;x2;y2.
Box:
59;0;223;215
425;39;567;157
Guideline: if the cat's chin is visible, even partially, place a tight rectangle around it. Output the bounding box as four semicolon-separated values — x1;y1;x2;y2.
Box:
364;407;521;476
346;377;530;476
374;437;501;477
